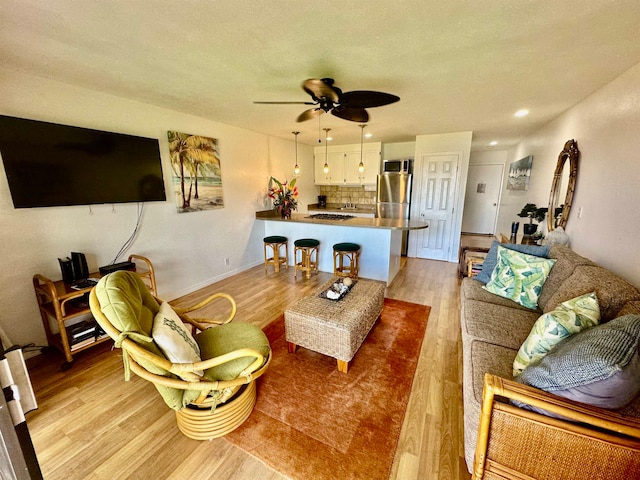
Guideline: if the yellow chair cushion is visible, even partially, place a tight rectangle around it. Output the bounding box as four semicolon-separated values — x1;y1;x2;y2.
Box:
196;322;271;381
95;271;200;410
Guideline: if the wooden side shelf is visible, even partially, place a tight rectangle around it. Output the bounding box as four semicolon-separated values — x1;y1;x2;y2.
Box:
33;254;156;370
466;256;485;278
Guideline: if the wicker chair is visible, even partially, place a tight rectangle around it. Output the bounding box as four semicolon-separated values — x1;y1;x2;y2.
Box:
473;374;640;480
89;271;271;440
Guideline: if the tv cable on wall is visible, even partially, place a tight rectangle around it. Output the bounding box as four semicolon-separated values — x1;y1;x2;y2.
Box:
109;202;145;265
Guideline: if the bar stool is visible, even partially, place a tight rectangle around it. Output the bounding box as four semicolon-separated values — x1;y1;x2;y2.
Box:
263;236;288;273
333;242;360;278
294;238;320;280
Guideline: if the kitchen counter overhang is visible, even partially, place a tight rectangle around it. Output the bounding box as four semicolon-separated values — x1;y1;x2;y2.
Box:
255;211;428;231
255;211;428;285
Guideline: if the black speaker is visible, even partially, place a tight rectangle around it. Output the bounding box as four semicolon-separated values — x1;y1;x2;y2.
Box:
58;257;74;284
71;252;89;281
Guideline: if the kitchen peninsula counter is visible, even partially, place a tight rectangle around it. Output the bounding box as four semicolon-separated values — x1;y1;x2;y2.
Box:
256;211;428;284
255;211;428;230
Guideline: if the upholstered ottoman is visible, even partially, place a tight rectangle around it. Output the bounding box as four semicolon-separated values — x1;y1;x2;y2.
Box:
285;278;385;372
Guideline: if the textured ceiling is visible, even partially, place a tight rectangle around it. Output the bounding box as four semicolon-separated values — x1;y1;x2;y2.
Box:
2;0;640;149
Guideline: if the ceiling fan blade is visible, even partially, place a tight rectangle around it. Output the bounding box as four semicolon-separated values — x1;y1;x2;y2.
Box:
331;107;369;123
253;101;316;105
296;108;323;122
302;78;340;103
340;91;400;108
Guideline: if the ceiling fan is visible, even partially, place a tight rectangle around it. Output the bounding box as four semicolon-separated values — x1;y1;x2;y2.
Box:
254;78;400;123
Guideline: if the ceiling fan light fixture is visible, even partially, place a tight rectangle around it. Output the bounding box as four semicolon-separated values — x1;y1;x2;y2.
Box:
358;124;367;174
323;128;331;175
292;131;301;176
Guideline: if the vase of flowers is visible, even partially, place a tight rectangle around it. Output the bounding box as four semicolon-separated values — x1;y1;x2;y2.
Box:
268;176;298;219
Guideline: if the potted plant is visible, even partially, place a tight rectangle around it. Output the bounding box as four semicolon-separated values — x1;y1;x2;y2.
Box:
268;176;299;219
517;203;547;236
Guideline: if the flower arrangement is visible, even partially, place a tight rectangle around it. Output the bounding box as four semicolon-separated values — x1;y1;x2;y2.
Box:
268;176;298;218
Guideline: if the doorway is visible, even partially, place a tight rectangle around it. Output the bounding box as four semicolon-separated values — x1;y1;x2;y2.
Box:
461;164;504;234
411;153;460;260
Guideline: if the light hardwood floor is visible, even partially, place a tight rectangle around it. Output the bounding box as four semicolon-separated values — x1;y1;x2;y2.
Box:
26;257;470;480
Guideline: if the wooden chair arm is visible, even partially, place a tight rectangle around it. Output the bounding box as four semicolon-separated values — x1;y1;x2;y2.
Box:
173;293;237;330
127;254;157;295
473;374;640;480
124;338;271;388
484;374;640;434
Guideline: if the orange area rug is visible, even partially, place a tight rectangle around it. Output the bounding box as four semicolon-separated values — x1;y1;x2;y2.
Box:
225;298;430;480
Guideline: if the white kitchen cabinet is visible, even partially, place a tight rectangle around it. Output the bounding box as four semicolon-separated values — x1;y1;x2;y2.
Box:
314;142;381;185
314;151;345;185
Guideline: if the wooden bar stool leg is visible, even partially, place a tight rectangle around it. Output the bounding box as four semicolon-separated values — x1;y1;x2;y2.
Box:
273;244;281;273
263;236;288;274
285;242;289;270
263;242;269;273
332;243;360;278
294;239;320;280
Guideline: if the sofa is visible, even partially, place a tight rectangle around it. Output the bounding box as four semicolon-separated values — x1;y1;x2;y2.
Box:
460;244;640;474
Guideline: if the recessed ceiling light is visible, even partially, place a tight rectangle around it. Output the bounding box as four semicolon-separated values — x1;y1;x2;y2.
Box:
327;136;333;141
364;132;373;138
514;109;529;117
489;141;498;146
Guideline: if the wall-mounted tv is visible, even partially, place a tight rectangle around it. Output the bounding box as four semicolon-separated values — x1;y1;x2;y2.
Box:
0;115;166;208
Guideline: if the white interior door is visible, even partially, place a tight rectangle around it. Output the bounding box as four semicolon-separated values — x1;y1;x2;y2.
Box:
412;153;460;260
461;164;504;234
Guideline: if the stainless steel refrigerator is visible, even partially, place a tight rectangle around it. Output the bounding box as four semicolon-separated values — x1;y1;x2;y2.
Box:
376;172;413;255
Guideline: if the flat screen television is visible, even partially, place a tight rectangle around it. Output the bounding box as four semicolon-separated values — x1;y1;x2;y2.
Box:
0;115;166;208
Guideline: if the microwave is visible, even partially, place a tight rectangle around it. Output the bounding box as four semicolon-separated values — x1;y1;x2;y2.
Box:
382;158;413;173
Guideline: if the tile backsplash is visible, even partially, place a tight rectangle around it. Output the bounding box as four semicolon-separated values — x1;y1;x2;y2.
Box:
319;185;376;206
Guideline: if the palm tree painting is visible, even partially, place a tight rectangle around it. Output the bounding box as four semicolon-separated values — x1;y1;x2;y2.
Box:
167;131;224;212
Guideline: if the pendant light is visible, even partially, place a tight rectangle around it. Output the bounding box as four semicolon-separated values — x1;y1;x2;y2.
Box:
323;128;331;174
358;124;367;173
292;131;301;176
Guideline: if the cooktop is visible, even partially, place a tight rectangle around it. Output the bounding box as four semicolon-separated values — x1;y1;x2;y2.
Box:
306;213;355;220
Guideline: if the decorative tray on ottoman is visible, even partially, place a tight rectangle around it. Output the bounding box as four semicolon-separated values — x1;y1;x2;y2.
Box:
318;278;357;301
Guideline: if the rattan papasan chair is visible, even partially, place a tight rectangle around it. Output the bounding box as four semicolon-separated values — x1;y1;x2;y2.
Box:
89;270;271;440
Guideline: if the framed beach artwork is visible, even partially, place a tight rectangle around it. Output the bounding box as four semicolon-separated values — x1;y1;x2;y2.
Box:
167;131;224;213
507;155;533;191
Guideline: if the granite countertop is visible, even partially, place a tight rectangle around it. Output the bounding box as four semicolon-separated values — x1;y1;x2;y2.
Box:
255;210;428;231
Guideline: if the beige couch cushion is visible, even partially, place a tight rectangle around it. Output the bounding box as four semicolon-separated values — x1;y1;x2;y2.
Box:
618;301;640;317
462;340;517;470
537;244;595;310
461;299;539;350
543;265;640;320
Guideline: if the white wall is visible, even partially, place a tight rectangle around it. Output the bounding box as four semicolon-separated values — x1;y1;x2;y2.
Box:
470;149;508;166
382;141;416;160
0;68;316;348
410;131;473;262
496;61;640;286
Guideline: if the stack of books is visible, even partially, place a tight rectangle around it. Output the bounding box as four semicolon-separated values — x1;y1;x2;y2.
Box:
66;320;108;351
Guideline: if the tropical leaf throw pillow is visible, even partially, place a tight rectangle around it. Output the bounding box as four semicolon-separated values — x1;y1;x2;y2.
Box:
513;292;600;376
483;246;556;309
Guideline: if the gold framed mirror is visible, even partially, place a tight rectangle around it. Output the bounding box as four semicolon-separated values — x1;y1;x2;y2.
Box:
547;139;579;231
